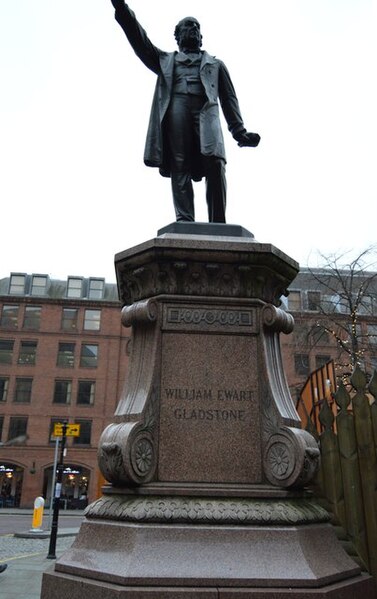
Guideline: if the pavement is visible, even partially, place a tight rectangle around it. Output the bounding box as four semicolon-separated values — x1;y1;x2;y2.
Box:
0;509;82;599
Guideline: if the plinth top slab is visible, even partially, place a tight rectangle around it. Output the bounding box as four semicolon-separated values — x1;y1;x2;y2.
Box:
157;222;254;238
116;224;298;266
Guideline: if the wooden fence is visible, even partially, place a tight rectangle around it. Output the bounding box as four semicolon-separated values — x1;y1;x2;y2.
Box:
306;366;377;587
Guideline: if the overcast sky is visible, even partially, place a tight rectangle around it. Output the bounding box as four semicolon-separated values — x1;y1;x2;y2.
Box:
1;0;376;283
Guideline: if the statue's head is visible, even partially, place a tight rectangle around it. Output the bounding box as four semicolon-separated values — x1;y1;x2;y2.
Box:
174;17;202;51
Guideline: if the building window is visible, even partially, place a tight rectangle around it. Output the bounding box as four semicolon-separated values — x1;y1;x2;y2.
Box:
23;306;41;330
14;378;33;403
67;277;83;299
9;274;26;295
0;305;19;329
368;325;377;345
0;378;9;402
0;416;3;442
80;344;98;368
8;416;28;441
287;291;301;311
61;308;78;331
0;340;14;364
53;380;72;404
83;309;101;331
88;279;104;300
294;354;310;376
73;420;92;445
18;340;37;365
77;381;95;405
315;355;331;369
31;275;48;296
307;291;321;311
57;343;75;368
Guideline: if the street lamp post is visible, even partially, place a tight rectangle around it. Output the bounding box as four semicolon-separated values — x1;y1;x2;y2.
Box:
47;421;67;559
47;436;60;531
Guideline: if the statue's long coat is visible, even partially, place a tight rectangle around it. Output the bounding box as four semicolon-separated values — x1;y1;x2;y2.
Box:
113;3;247;180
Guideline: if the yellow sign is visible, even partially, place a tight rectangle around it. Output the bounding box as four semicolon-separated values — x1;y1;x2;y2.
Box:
53;423;81;437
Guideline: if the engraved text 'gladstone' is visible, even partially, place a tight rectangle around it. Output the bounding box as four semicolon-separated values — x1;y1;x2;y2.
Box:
174;408;246;421
165;388;254;424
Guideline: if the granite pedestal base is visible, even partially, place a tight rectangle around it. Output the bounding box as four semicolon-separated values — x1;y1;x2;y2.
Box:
40;489;376;598
41;225;376;598
41;513;375;598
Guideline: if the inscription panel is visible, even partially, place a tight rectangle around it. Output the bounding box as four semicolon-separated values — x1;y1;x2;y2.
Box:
159;332;261;483
163;304;258;334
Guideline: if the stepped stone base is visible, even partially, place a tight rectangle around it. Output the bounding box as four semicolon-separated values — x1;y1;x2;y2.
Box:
41;573;375;599
41;505;376;599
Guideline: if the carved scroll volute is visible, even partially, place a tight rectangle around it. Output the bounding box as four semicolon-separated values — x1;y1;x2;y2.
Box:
261;303;300;426
263;427;320;488
98;422;157;485
121;298;158;327
262;303;294;334
98;298;160;486
261;304;320;488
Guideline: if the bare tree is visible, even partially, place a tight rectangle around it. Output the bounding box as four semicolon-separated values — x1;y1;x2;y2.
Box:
307;246;377;382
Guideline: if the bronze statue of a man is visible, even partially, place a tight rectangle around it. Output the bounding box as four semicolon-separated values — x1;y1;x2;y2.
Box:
110;1;260;223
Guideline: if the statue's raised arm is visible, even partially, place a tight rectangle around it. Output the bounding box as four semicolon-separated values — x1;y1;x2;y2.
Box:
110;1;163;73
109;0;260;223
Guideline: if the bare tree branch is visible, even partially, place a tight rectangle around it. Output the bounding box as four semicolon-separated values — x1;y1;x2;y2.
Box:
304;246;377;381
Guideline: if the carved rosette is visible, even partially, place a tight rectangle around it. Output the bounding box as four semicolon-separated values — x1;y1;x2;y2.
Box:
98;423;157;485
263;427;320;488
130;433;155;478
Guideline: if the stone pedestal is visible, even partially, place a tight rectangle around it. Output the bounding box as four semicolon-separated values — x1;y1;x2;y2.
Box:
41;223;376;598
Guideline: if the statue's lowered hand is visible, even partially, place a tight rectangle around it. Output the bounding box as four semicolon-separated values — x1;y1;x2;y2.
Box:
237;132;261;147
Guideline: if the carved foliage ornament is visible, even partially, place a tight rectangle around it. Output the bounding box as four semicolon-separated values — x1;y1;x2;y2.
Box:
85;494;329;526
118;260;289;307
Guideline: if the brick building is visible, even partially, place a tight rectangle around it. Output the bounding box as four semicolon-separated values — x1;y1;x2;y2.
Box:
1;267;376;508
0;273;129;508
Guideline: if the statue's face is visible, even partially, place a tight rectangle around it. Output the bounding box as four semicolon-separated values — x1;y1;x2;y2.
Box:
177;17;201;50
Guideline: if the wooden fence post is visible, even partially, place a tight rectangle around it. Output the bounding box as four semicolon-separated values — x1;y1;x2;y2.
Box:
335;381;369;570
318;399;345;528
351;366;377;582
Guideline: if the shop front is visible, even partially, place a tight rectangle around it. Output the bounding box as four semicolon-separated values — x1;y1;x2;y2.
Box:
43;464;90;510
0;462;24;508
